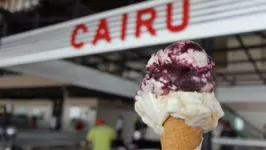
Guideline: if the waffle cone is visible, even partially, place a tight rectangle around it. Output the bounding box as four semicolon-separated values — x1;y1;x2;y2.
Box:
160;116;203;150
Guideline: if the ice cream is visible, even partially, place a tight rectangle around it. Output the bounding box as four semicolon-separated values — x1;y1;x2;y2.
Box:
134;41;224;150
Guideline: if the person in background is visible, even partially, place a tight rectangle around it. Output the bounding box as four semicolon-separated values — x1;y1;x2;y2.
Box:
76;119;84;132
212;120;224;150
262;124;266;139
85;118;116;150
133;118;147;139
115;115;123;139
131;118;143;149
133;118;142;141
213;119;224;137
219;120;237;150
30;116;37;129
141;120;148;138
49;115;57;130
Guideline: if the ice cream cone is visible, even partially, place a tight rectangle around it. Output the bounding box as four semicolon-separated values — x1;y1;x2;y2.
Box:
160;116;203;150
134;41;224;150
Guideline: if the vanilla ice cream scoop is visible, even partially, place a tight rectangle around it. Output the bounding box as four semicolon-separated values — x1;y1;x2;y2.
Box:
135;41;224;135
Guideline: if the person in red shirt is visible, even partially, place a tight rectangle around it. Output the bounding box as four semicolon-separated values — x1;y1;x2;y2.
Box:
75;119;84;132
30;116;37;129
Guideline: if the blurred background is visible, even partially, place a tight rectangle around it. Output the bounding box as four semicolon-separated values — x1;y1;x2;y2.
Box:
0;0;266;150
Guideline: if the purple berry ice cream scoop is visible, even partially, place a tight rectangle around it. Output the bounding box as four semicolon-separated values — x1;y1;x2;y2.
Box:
137;41;215;97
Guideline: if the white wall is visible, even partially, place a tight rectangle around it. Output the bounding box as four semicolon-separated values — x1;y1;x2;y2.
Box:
217;86;266;103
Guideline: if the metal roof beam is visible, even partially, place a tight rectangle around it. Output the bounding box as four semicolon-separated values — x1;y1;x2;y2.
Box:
235;35;266;83
0;75;65;89
217;70;266;76
5;60;139;98
254;31;266;39
216;72;236;85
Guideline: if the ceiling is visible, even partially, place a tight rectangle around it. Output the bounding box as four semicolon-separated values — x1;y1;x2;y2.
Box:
0;0;145;36
0;0;40;13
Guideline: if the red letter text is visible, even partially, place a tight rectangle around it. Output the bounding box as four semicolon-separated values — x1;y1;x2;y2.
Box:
166;0;189;32
92;19;111;45
135;8;157;38
71;24;88;49
121;14;128;40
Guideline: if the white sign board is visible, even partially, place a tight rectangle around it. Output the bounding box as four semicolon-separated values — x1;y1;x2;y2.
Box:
1;0;266;67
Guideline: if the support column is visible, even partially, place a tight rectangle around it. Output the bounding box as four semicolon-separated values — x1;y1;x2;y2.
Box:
52;88;67;130
0;14;3;48
201;38;214;150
